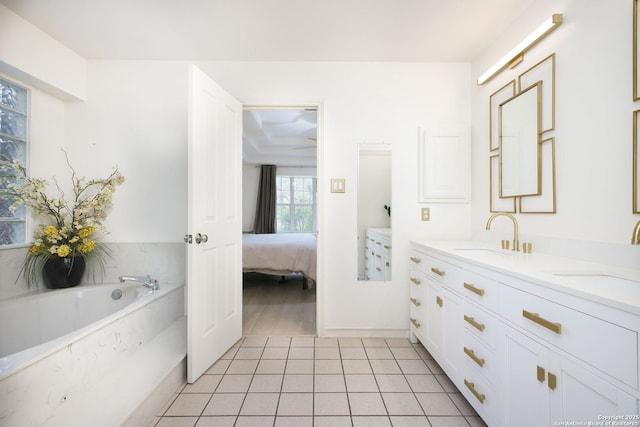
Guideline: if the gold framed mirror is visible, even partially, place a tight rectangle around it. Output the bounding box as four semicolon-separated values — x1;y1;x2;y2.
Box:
499;82;542;198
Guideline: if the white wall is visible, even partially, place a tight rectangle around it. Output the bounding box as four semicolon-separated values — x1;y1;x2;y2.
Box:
64;61;189;243
0;4;86;100
195;61;470;333
471;0;638;258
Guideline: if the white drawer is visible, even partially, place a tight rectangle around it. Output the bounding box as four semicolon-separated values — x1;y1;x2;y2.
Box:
459;366;499;426
409;248;428;273
499;284;638;389
423;253;465;290
458;269;498;313
463;301;500;350
462;331;499;388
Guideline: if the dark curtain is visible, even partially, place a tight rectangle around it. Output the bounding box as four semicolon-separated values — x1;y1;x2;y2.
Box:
253;165;277;234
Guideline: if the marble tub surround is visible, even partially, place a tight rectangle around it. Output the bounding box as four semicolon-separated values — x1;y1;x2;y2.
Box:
0;242;185;300
0;281;186;427
429;239;640;314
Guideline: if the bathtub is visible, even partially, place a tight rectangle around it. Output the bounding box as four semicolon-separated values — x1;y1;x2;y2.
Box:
0;281;186;426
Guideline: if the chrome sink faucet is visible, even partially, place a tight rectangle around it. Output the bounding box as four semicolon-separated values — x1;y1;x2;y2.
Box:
486;212;520;251
119;275;160;291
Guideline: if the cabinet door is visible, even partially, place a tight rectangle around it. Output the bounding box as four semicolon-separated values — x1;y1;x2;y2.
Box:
424;279;443;356
418;126;469;203
503;327;550;427
441;287;463;383
549;356;639;424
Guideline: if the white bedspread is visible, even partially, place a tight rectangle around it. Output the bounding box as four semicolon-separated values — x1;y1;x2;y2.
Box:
242;233;317;281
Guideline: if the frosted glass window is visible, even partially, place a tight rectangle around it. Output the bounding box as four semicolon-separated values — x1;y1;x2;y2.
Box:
0;78;28;246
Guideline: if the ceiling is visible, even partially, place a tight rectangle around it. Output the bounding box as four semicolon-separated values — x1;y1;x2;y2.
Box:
0;0;535;62
0;0;536;167
243;108;317;167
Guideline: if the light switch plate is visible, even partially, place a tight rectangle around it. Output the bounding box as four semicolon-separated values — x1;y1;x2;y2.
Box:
331;178;345;193
421;207;430;221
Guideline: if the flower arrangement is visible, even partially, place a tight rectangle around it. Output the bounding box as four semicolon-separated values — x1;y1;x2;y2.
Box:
0;150;125;286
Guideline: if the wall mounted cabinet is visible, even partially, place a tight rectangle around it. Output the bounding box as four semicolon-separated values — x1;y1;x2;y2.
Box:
418;126;469;203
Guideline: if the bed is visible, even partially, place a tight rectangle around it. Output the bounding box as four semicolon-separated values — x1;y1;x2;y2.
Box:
242;233;317;287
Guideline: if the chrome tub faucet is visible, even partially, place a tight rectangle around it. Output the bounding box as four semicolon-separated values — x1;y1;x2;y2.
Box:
118;275;160;292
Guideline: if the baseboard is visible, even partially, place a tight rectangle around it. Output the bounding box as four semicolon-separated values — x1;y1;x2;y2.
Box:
320;328;409;338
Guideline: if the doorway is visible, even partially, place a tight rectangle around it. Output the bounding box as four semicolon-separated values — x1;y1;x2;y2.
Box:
241;106;319;337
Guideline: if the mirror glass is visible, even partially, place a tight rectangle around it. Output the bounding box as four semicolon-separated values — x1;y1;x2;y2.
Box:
499;82;541;197
357;144;392;281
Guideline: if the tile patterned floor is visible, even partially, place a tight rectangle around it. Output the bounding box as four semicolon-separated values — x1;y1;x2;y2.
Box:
152;337;488;427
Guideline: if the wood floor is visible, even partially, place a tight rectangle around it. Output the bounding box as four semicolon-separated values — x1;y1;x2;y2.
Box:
242;272;316;336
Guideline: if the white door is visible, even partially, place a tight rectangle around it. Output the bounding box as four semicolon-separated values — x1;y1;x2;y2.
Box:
187;65;243;383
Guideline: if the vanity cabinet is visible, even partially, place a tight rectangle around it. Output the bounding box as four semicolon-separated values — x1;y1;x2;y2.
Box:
365;228;391;281
409;242;640;427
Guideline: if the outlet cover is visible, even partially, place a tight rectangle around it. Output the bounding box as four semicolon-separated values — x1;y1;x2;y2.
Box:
421;207;430;221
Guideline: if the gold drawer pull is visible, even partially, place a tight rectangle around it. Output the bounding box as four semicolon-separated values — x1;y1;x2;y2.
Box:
522;310;562;334
463;282;485;296
410;317;421;328
410;297;421;307
464;379;486;404
384;245;391;249
410;256;422;264
430;267;445;276
386;262;390;267
464;315;485;332
376;267;382;272
537;365;546;383
548;372;557;390
463;347;485;367
436;296;443;307
376;255;382;258
410;277;421;285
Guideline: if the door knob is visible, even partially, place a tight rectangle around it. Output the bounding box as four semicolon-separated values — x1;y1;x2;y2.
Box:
195;233;208;244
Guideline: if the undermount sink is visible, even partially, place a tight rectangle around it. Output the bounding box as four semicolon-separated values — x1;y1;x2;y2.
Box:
453;248;513;256
552;273;640;291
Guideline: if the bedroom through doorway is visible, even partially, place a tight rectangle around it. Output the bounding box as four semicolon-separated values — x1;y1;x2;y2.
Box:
241;106;319;336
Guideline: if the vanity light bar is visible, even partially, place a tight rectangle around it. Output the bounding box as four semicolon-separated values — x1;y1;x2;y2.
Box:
477;14;563;85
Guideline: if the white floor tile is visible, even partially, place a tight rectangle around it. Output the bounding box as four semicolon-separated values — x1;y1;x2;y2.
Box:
194;416;236;427
314;393;351;415
155;417;198;427
382;393;424;415
165;394;211;417
375;374;412;392
345;374;380;392
348;392;387;415
352;416;393;427
340;347;368;359
182;375;223;394
343;359;373;374
281;374;313;392
216;375;253;393
248;374;283;393
285;359;314;374
314;359;343;374
415;393;462;416
314;374;347;392
389;415;432;427
234;416;274;427
255;359;287;374
313;416;352;427
202;393;245;416
274;416;313;427
405;375;445;393
239;393;279;415
276;393;314;416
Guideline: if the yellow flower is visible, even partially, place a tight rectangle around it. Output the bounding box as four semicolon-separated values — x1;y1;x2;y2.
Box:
28;244;46;256
56;245;71;257
78;240;96;254
44;225;59;239
78;226;95;239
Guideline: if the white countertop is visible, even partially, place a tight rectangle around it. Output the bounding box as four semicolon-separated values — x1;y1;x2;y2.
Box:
411;240;640;315
368;228;392;237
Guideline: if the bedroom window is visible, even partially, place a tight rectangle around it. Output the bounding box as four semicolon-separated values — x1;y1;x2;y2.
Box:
0;78;28;246
276;175;317;233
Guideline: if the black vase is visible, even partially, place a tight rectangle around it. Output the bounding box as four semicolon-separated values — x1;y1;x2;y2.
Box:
42;255;86;289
